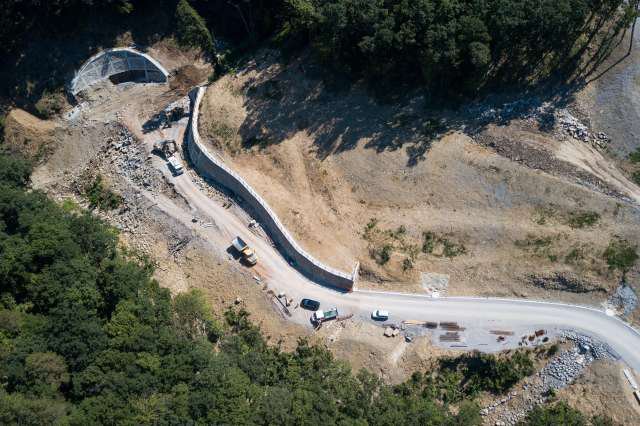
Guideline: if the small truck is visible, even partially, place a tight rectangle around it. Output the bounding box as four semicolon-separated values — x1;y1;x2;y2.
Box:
231;237;257;266
312;307;339;324
167;156;184;176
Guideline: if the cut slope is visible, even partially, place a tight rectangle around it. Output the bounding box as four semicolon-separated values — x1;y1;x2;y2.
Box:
3;108;57;161
198;50;639;307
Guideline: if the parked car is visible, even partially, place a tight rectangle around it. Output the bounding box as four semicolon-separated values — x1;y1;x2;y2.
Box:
300;298;320;311
371;309;389;321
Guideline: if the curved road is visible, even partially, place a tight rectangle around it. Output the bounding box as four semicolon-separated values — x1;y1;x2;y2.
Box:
139;100;640;376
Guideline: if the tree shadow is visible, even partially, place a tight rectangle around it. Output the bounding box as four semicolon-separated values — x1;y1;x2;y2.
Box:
235;53;583;167
0;5;174;112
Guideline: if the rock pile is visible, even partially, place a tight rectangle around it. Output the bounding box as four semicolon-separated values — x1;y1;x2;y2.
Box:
481;332;617;426
608;284;639;317
556;109;610;148
102;125;167;194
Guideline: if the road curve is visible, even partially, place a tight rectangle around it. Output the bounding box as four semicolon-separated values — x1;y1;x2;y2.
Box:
140;93;640;376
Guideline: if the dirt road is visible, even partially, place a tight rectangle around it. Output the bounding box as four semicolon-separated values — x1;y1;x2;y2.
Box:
137;110;640;375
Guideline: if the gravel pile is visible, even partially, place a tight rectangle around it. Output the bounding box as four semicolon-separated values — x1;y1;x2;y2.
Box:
608;284;639;317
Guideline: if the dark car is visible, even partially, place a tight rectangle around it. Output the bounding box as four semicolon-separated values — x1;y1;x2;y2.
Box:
300;298;320;311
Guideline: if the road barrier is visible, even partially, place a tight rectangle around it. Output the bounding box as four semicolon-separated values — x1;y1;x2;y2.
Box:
187;86;357;291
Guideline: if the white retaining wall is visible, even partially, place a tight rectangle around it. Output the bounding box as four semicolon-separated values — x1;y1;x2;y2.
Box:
187;86;358;291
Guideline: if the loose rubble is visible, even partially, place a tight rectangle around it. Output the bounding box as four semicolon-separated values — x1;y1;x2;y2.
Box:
481;331;618;426
470;99;610;149
556;109;610;148
608;284;639;317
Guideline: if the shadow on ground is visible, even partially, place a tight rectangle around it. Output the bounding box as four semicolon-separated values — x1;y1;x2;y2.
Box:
236;53;584;167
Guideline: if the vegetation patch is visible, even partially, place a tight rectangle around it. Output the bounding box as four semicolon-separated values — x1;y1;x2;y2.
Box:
209;120;237;147
629;148;640;163
566;211;600;229
521;401;598;425
603;237;638;273
83;175;122;211
422;231;466;258
531;206;556;225
435;350;534;399
175;0;214;54
363;219;419;268
34;89;67;119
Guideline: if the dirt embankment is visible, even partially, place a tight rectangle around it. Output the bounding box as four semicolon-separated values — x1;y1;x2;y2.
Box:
3;108;58;161
198;50;640;308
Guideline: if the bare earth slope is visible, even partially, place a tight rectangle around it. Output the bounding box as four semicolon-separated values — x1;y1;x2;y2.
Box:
199;50;640;308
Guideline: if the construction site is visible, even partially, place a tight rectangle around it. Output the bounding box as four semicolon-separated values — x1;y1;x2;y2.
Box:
3;11;640;425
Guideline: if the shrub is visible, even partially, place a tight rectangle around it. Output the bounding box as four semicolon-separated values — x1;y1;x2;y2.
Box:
84;175;122;211
377;244;392;265
632;170;640;185
175;0;214;54
0;153;32;187
438;350;534;397
567;211;600;228
402;258;413;271
423;231;466;257
522;401;586;426
603;238;638;273
34;89;67;119
629;148;640;163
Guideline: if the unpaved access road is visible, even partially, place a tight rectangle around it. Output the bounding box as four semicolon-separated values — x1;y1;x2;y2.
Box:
136;99;640;375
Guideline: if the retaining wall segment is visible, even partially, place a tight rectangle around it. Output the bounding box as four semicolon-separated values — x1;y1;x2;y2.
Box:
70;47;169;95
187;86;358;291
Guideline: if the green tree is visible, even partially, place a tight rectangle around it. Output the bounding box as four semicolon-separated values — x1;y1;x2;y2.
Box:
0;154;31;187
521;401;586;426
176;0;215;54
173;289;222;342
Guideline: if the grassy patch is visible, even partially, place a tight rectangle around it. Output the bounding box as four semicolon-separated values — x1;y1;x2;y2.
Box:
514;234;558;261
564;247;584;265
629;147;640;163
515;235;552;250
603;237;638;273
363;219;421;267
566;210;600;228
531;206;556;225
209;121;237;145
84;175;122;211
422;231;466;258
60;198;81;213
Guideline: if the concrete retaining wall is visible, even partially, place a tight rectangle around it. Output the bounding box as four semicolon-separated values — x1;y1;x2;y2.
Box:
187;86;357;291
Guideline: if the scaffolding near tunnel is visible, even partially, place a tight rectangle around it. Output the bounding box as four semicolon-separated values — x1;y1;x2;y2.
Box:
70;47;169;95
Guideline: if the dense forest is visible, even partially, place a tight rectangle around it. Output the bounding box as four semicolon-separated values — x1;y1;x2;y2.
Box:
0;150;607;424
1;0;638;107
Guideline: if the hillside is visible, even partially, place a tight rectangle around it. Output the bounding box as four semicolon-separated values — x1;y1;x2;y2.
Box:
199;50;640;315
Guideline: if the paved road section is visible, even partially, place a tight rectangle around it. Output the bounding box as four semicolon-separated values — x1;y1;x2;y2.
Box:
139;100;640;376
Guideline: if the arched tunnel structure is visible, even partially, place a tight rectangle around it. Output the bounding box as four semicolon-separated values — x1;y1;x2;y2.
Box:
70;47;169;95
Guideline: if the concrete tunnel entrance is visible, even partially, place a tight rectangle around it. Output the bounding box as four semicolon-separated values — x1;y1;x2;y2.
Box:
70;47;169;95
